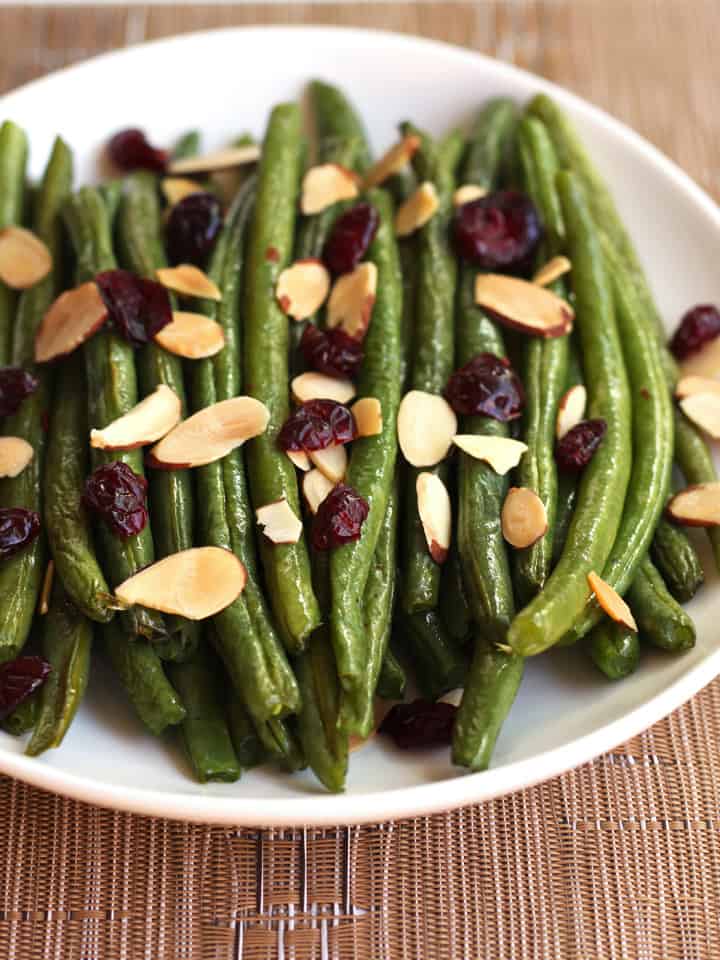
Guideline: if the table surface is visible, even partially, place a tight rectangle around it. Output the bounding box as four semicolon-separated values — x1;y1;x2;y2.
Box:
1;4;720;959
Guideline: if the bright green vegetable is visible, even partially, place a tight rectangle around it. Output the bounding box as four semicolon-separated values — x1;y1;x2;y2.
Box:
376;647;407;701
172;130;201;161
256;716;305;773
227;697;265;769
0;121;28;365
2;695;38;736
439;545;471;646
397;610;466;701
651;512;704;603
628;557;696;652
552;342;583;565
589;621;640;680
674;409;720;571
296;631;347;792
309;80;373;173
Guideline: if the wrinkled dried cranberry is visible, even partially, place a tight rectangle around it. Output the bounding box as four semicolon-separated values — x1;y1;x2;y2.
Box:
278;399;357;453
323;203;379;275
300;325;364;379
166;192;223;268
107;129;168;173
444;352;524;421
0;508;41;559
670;304;720;360
379;699;457;750
312;483;369;550
0;367;39;417
452;190;542;273
95;270;172;347
83;461;148;538
0;655;51;720
556;419;607;472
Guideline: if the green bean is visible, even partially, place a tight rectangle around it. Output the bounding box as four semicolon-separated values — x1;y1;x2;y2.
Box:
172;130;201;161
296;632;347;792
376;647;407;701
589;621;640;680
674;409;720;570
0;121;28;365
553;342;583;564
255;716;305;773
651;511;704;603
309;80;373;173
227;697;266;769
2;695;38;737
628;556;696;652
440;544;471;646
397;610;467;701
99;180;123;227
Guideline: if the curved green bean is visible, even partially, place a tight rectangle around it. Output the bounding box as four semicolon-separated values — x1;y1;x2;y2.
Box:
589;621;640;680
0;121;28;365
309;80;373;174
628;556;696;652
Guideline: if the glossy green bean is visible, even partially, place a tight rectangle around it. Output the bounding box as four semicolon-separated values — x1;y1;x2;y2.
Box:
227;697;266;769
376;647;407;701
0;121;28;365
397;610;467;701
651;512;704;603
628;556;696;653
589;621;640;681
309;80;373;173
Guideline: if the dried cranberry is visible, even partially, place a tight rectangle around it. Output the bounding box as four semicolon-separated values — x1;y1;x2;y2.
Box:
312;483;369;550
0;656;51;721
379;699;456;750
670;304;720;360
0;508;41;559
107;129;168;173
444;352;524;421
323;203;379;275
300;325;364;379
555;419;607;472
166;192;223;268
452;190;542;273
95;270;172;347
278;399;357;453
83;461;149;538
0;367;39;417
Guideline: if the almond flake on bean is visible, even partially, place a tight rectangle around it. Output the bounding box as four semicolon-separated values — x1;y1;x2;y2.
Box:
679;391;720;439
90;384;182;451
0;226;52;290
276;259;331;321
0;436;33;478
256;498;303;545
351;397;383;437
679;338;720;379
35;282;108;363
168;144;261;175
666;483;720;527
161;177;205;206
301;164;359;215
287;449;312;471
533;255;572;288
395;182;439;237
587;571;637;631
556;384;587;440
363;135;421;189
291;371;355;405
326;262;377;340
501;487;548;548
309;444;347;484
475;274;574;338
397;390;457;467
302;468;335;514
452;434;528;475
675;375;720;399
154;311;225;359
453;184;487;207
416;472;451;564
155;264;221;301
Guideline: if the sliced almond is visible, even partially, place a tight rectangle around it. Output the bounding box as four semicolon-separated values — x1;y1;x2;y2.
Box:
302;468;335;514
287;449;312;471
161;177;205;206
39;559;54;616
309;444;347;484
276;259;330;321
416;472;451;564
0;226;52;290
501;487;548;548
155;265;221;302
115;547;246;619
35;282;108;363
351;397;383;437
452;434;528;475
90;384;181;451
300;164;359;215
556;384;587;440
0;437;33;477
167;143;261;175
154;311;225;359
397;391;457;467
679;337;720;379
475;274;574;338
363;135;421;189
666;483;720;527
438;688;463;707
326;262;377;340
679;392;720;439
148;396;269;468
256;497;303;545
291;371;355;405
453;184;487;207
675;375;720;399
587;571;637;632
395;182;439;237
533;255;572;288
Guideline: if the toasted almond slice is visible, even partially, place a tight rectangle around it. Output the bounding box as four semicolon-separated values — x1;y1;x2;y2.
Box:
416;472;451;564
154;311;225;359
161;177;205;206
256;497;303;544
501;486;548;548
397;391;457;467
326;262;377;340
556;384;587;440
533;255;572;288
276;259;330;321
287;449;312;471
675;375;720;399
302;468;335;514
155;265;221;301
309;444;347;484
301;164;359;215
453;184;487;207
167;143;261;175
452;434;528;475
679;392;720;439
363;135;421;189
148;396;269;468
587;571;637;632
395;182;439;237
352;397;383;437
39;559;54;615
0;436;33;477
115;546;246;619
666;483;720;527
475;274;574;338
679;337;720;379
35;282;108;363
438;688;463;707
0;226;52;290
90;384;181;451
291;371;356;405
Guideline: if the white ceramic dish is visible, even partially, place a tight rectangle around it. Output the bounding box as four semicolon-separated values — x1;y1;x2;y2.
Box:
0;26;718;826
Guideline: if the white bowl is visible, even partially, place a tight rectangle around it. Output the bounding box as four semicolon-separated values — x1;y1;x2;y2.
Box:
1;26;718;826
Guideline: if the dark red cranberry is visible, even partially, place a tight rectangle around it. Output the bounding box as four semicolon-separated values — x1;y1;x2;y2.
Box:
0;508;41;559
107;129;168;173
83;461;149;538
95;270;172;347
379;699;457;749
670;304;720;360
300;325;364;379
556;419;607;472
444;352;524;421
0;367;39;417
0;655;51;720
452;190;542;273
166;192;223;268
312;483;369;550
323;203;379;275
278;399;357;453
